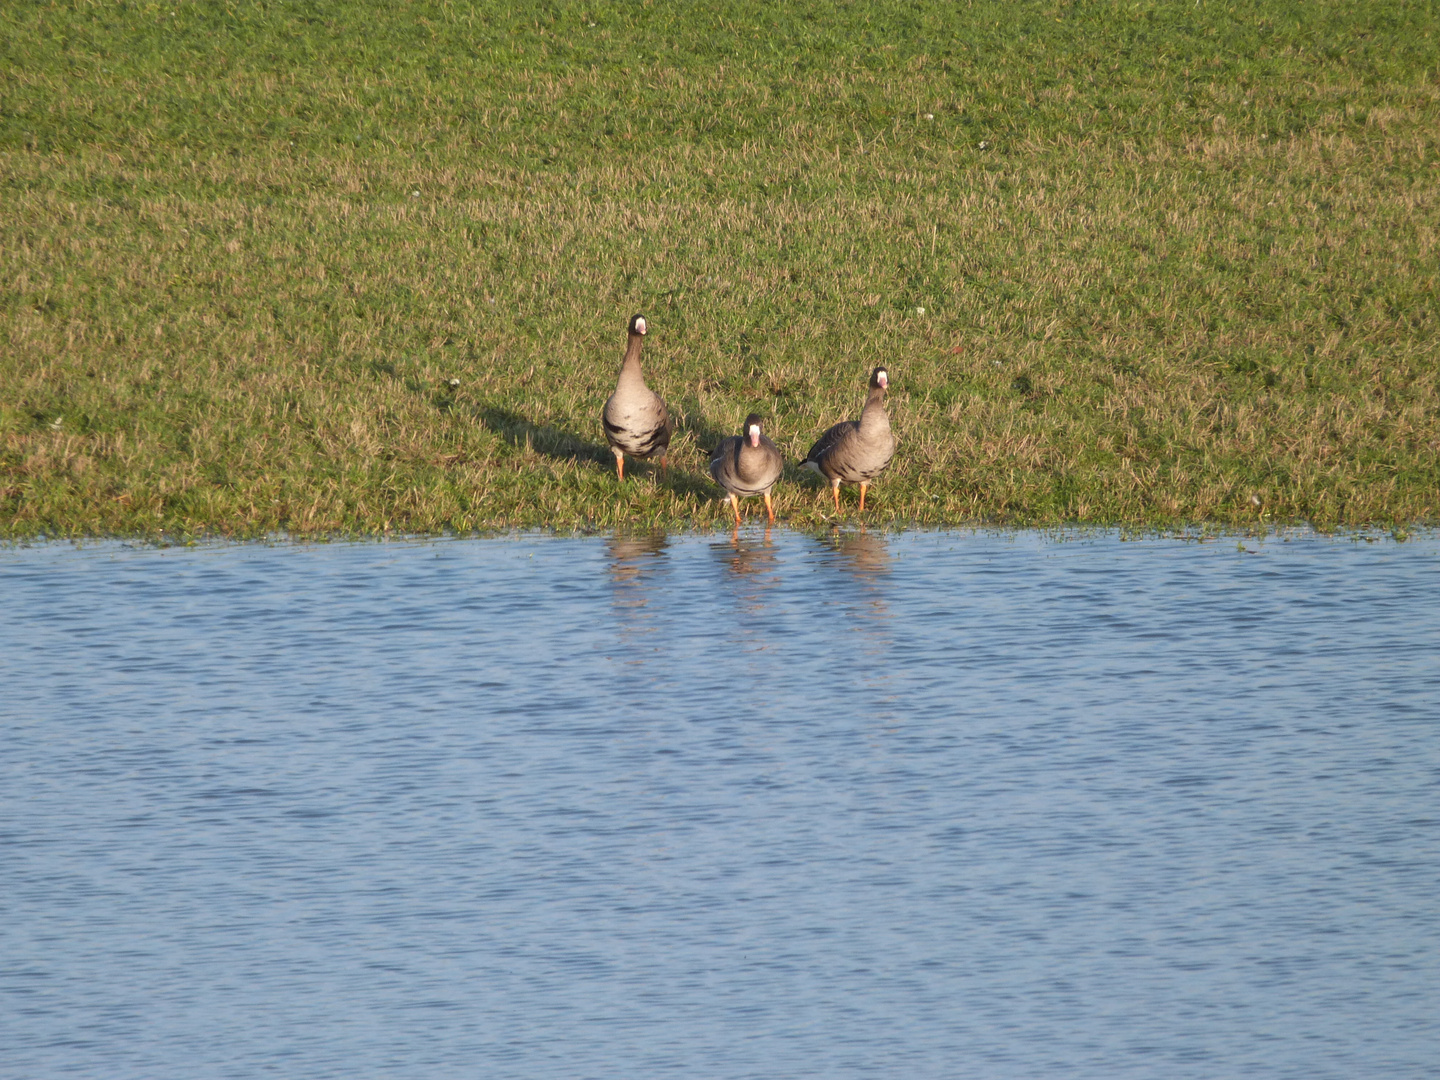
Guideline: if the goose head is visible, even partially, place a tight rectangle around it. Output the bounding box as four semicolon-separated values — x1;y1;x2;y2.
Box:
744;413;765;448
628;313;648;337
870;367;888;391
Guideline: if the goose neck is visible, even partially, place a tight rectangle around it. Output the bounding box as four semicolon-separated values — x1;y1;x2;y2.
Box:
859;390;889;435
617;335;647;386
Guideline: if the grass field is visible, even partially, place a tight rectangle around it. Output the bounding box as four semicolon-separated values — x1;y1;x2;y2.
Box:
3;0;1438;537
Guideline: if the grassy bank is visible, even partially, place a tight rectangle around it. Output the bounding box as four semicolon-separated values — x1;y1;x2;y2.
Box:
3;0;1438;537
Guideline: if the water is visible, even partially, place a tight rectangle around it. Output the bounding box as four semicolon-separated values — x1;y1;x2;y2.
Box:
2;529;1437;1079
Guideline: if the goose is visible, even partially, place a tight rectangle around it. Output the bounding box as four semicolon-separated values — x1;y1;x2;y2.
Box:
601;313;673;481
709;413;783;526
800;366;896;513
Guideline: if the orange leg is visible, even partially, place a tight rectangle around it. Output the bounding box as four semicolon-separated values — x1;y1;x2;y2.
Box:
764;491;775;524
832;482;841;513
859;482;868;512
658;452;668;477
729;493;743;526
615;451;625;482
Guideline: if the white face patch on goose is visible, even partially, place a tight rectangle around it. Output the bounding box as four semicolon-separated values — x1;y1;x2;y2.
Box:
748;423;761;446
877;370;888;389
634;317;647;335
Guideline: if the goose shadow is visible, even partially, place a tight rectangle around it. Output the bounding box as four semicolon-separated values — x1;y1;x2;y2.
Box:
477;403;718;501
479;406;611;466
651;397;738;498
675;398;734;464
480;403;719;497
476;402;788;505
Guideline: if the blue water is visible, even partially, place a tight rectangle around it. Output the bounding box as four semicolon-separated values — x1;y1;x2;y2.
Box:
2;529;1437;1079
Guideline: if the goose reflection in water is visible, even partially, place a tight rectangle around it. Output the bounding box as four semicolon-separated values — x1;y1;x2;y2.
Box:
607;532;669;621
714;525;778;578
821;528;895;715
815;527;892;641
822;526;891;582
606;532;669;588
712;526;780;617
606;532;671;656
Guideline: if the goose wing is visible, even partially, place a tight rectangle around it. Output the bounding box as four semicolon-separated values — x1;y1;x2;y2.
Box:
802;420;859;472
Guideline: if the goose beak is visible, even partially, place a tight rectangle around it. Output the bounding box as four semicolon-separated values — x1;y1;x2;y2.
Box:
748;425;760;448
878;371;888;389
634;317;647;335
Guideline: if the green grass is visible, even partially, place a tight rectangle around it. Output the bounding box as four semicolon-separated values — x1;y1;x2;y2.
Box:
3;0;1438;537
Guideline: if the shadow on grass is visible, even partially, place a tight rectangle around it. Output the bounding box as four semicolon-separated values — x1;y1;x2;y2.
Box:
480;405;714;499
479;406;611;466
674;398;734;463
476;403;816;512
